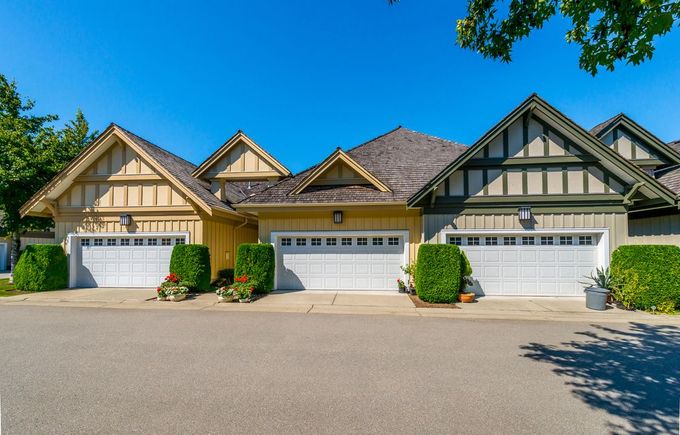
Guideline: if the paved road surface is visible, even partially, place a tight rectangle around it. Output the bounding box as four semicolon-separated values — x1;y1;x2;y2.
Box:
0;306;677;434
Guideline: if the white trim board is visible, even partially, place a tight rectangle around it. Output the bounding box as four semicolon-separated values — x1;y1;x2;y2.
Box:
270;230;410;291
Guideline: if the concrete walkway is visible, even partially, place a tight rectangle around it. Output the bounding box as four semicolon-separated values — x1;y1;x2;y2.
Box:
0;288;677;324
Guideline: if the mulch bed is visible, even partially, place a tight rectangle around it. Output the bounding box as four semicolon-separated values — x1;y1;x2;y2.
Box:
408;294;460;309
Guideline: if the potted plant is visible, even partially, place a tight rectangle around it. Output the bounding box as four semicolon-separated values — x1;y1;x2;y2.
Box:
458;276;476;303
397;278;407;293
400;263;417;294
581;266;612;311
158;273;189;302
216;286;234;303
156;286;167;301
232;275;255;303
165;285;189;302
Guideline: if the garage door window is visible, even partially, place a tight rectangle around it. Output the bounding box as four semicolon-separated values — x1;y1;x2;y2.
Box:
540;236;554;245
521;236;535;245
94;238;103;246
80;238;90;246
281;238;291;246
388;237;399;246
326;238;337;246
311;237;322;246
175;238;185;245
448;236;462;245
357;237;368;246
559;236;573;245
161;238;172;246
485;236;498;245
341;237;352;246
467;237;480;246
372;237;383;246
147;238;158;246
107;239;117;246
578;235;593;245
120;239;130;246
296;238;307;246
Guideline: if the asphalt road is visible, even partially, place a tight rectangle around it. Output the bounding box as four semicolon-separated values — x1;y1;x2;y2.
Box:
0;306;677;434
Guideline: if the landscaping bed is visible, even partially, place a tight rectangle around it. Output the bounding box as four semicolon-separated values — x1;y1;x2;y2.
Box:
408;294;459;309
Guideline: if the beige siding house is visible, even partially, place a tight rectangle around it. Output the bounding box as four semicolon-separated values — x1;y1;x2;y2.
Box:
21;94;680;294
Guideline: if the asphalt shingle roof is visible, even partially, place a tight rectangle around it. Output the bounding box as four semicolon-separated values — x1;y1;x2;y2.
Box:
240;127;468;204
115;125;248;210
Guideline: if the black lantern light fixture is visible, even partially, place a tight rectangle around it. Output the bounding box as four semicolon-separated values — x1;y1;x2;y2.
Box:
120;214;132;226
333;210;343;224
518;206;532;222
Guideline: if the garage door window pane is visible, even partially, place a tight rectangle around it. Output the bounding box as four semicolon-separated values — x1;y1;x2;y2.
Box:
559;236;573;245
578;235;593;245
503;237;516;246
175;238;185;245
80;238;91;246
107;239;117;246
388;237;399;246
94;238;103;246
485;237;498;246
341;237;352;246
467;237;480;246
357;237;368;246
326;238;337;246
161;238;172;246
296;238;307;246
311;238;321;246
448;236;462;245
521;236;535;245
120;239;130;246
281;238;291;246
134;238;144;246
372;237;384;246
540;236;554;245
148;239;158;246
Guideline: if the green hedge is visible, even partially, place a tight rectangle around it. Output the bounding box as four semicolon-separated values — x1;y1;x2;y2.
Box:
14;245;68;291
610;245;680;311
234;244;275;293
169;244;211;291
415;244;462;303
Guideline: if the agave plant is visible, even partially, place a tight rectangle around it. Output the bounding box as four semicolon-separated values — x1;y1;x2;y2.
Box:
580;266;612;289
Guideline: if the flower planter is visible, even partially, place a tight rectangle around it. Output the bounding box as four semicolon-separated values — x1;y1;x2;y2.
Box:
458;292;476;303
239;298;250;303
168;294;186;302
157;296;167;302
217;296;227;303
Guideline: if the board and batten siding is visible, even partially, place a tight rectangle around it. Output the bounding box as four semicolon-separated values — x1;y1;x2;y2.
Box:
202;219;258;277
628;214;680;245
424;212;628;253
257;209;422;262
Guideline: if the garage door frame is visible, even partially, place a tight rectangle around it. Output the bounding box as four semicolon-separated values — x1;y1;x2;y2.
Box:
66;231;190;288
438;227;610;296
271;230;410;291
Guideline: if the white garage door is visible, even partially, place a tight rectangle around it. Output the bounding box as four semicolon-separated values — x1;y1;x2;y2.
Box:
73;235;187;288
446;232;603;297
276;234;405;291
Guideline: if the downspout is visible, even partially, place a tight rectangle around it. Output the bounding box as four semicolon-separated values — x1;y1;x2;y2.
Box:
232;217;249;268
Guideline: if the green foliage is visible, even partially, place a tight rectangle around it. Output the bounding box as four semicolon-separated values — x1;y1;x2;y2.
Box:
610;245;680;311
581;266;613;289
234;244;275;294
0;73;97;271
169;244;211;291
13;244;68;291
460;251;473;277
415;244;462;303
390;0;680;75
400;263;416;287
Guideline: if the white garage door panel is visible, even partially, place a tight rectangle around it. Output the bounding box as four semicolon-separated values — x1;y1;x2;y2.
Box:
74;235;182;288
450;233;601;297
277;235;404;291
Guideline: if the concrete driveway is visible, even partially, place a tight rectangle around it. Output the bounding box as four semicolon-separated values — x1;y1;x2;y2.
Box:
0;305;677;434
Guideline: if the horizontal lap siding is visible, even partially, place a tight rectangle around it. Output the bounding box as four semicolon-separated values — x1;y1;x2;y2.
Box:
424;212;628;253
258;210;422;263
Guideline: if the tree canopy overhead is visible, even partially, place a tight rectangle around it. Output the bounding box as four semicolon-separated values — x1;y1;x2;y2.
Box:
388;0;680;75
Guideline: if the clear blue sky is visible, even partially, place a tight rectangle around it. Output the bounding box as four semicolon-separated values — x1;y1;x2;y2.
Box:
2;1;680;173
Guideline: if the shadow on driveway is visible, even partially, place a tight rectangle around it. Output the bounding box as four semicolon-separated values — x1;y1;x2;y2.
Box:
521;322;679;434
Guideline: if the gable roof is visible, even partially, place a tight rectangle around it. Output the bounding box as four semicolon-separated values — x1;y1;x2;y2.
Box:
236;127;468;206
20;124;246;218
409;94;679;207
589;113;680;165
289;148;391;195
192;130;290;179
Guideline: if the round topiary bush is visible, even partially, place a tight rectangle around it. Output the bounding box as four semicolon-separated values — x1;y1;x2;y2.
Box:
169;244;211;291
14;244;68;291
415;244;462;303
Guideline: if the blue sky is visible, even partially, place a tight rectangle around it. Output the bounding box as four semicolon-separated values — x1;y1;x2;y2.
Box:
1;1;680;173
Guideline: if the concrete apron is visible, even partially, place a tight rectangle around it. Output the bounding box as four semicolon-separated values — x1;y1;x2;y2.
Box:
0;288;676;325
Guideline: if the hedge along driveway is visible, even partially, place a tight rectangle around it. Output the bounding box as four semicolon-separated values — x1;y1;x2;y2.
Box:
415;244;462;304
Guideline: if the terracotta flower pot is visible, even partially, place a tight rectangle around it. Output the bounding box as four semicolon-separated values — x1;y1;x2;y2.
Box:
459;292;476;303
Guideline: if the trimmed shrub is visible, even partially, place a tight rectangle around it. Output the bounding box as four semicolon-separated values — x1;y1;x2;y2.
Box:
14;245;68;291
415;244;462;303
212;268;234;287
234;244;275;293
460;250;473;291
610;245;680;311
169;244;211;291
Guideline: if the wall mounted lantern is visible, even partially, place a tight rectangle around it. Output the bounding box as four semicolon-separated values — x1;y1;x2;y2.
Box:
518;206;532;222
333;210;343;224
120;214;132;226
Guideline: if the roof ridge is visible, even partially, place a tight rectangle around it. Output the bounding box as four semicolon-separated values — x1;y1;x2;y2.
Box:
399;126;467;148
343;125;404;154
112;123;198;169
